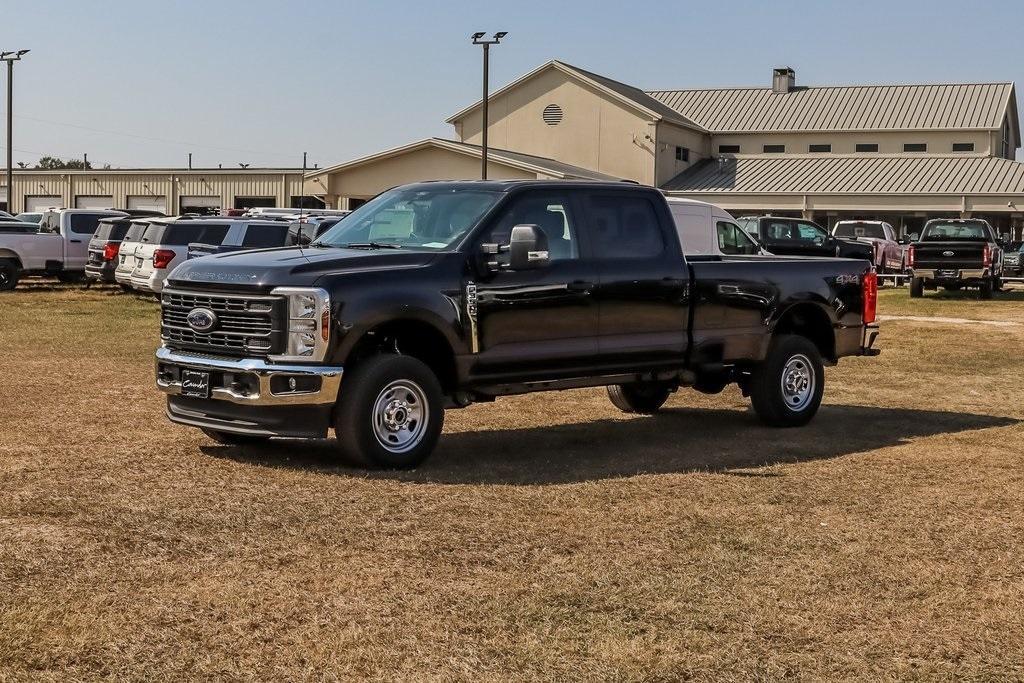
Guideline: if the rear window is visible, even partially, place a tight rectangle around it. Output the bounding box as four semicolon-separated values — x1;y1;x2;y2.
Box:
94;220;131;241
920;221;992;242
142;222;230;245
587;194;665;259
122;222;149;243
242;224;291;248
834;222;886;239
69;213;107;236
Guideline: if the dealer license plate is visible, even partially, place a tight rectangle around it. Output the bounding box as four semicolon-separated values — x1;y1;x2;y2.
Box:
936;269;958;278
180;369;210;398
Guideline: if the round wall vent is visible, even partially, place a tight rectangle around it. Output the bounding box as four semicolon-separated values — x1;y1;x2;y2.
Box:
542;104;563;125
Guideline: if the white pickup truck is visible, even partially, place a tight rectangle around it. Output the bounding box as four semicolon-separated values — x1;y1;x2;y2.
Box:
0;208;127;290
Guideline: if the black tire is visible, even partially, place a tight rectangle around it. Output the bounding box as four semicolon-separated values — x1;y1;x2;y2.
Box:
910;277;924;298
200;428;270;446
607;382;672;414
334;354;444;469
749;334;824;428
0;260;18;292
979;279;993;300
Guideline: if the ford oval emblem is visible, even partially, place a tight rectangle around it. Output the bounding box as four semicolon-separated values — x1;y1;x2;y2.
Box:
186;307;217;333
942;250;955;256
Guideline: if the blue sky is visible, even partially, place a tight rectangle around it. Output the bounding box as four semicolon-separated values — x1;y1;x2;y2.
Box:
2;0;1022;168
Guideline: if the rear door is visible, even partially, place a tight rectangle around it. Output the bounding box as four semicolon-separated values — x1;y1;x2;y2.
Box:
585;189;690;367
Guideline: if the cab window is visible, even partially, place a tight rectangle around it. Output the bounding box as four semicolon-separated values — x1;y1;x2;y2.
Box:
587;194;664;259
487;192;580;261
717;221;759;255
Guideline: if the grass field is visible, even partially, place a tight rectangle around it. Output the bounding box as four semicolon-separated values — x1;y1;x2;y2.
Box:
2;281;1024;680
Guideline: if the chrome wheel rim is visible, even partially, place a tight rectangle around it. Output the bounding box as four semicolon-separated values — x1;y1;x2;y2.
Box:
780;354;815;412
371;379;428;454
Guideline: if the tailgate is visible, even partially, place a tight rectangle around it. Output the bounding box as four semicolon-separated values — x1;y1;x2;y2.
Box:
914;242;986;268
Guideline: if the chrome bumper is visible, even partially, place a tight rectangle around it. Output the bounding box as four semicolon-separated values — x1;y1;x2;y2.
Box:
155;347;343;406
912;268;987;279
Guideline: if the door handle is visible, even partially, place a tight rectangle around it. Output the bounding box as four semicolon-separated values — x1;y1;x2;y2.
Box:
566;280;593;292
70;239;82;244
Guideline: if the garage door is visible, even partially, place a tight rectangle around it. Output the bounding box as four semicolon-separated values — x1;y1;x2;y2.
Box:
25;195;63;213
75;195;114;210
127;195;167;213
234;196;275;210
0;187;6;212
180;196;221;216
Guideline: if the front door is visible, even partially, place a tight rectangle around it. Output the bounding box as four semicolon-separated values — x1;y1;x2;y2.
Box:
583;190;690;367
64;213;107;270
469;190;598;379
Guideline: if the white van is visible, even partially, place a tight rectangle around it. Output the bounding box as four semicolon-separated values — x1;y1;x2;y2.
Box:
666;197;767;257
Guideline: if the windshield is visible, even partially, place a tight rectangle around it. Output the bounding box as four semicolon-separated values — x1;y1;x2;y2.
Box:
920;221;991;241
314;186;502;250
834;222;885;239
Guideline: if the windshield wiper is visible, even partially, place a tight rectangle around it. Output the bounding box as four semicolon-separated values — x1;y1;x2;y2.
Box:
342;242;403;250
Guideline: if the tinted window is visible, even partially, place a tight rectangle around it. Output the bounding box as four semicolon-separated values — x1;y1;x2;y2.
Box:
904;143;927;152
797;222;827;240
94;220;131;241
856;143;879;153
763;144;785;153
70;213;106;235
834;222;886;239
808;144;831;153
716;221;758;255
952;142;975;152
765;220;799;240
718;145;740;154
587;194;664;259
920;222;992;241
242;225;290;248
487;193;580;261
122;222;149;243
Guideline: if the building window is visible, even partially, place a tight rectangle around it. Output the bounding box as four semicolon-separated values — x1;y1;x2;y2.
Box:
808;144;831;153
675;146;689;162
952;142;975;152
903;143;927;152
763;144;785;153
855;143;879;153
718;144;740;154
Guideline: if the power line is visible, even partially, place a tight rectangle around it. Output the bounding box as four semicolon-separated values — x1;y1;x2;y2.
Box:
14;114;299;159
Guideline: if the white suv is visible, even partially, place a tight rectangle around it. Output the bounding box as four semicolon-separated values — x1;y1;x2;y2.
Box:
113;220;155;288
130;218;232;293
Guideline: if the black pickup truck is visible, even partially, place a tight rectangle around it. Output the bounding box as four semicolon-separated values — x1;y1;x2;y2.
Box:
908;219;1003;299
737;215;874;262
155;181;880;468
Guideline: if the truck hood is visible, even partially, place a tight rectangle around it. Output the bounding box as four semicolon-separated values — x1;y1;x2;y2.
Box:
167;246;443;289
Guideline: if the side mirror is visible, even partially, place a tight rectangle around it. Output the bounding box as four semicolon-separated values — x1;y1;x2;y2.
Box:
507;224;550;270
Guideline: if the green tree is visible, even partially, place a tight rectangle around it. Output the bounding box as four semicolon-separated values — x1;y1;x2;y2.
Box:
35;155;92;170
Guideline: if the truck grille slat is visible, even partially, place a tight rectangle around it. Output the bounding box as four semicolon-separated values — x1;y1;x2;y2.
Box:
160;289;284;358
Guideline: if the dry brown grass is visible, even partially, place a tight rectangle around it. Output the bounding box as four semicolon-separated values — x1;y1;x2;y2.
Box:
2;281;1024;681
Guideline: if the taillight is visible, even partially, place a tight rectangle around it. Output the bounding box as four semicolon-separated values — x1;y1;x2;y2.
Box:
907;245;915;268
982;245;991;268
152;249;175;269
102;243;119;261
862;270;878;324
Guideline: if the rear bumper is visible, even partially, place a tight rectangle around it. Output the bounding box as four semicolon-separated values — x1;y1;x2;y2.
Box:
834;323;881;359
114;269;135;285
156;347;343;437
131;271;165;293
912;267;988;281
85;263;117;282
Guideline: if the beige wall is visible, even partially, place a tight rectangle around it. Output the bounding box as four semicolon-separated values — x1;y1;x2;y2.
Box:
319;146;536;203
710;130;992;156
453;67;661;184
655;121;710;186
667;191;1024;215
1;170;305;214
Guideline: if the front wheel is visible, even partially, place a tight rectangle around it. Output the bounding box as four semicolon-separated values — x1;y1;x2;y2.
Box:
749;335;824;427
910;277;924;298
334;354;444;469
0;260;19;292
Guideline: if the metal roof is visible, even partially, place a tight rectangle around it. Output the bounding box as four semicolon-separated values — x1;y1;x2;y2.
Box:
663;154;1024;195
646;82;1015;133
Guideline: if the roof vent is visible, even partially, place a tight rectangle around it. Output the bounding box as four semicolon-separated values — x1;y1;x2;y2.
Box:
772;67;796;94
542;104;563;125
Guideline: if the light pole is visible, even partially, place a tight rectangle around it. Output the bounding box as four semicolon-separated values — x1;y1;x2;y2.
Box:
470;32;506;180
1;49;29;214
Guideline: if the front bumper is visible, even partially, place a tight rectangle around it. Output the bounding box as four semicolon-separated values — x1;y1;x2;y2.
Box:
912;267;988;281
156;347;343;437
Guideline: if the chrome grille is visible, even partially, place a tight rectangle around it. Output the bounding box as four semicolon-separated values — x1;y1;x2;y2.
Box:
160;288;283;358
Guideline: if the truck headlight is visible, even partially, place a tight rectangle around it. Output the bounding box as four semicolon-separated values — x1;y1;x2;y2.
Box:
269;287;330;362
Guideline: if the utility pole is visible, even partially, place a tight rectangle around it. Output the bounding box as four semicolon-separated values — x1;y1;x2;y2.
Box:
470;32;506;180
188;152;192;170
1;50;29;213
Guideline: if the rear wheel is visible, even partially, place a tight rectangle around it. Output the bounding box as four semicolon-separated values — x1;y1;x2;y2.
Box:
200;428;270;446
910;277;924;298
607;382;672;414
749;334;824;427
334;354;444;469
0;260;19;292
979;279;994;299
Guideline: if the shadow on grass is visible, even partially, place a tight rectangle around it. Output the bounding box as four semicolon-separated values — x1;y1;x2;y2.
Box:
202;404;1018;486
